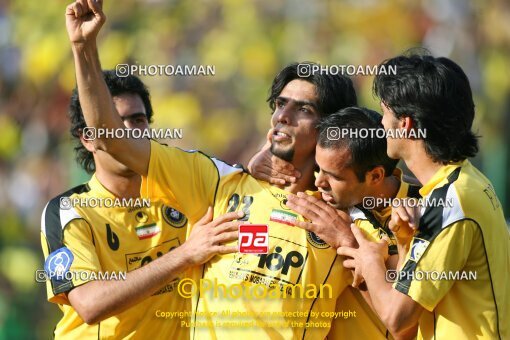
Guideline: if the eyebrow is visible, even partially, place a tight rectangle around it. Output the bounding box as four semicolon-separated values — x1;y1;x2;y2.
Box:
276;96;319;110
120;112;148;121
321;168;341;178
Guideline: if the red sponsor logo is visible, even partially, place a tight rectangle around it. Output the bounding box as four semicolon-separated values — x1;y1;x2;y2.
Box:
238;225;269;254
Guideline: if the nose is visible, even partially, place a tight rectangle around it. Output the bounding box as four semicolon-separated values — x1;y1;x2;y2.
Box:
314;171;329;190
274;106;292;126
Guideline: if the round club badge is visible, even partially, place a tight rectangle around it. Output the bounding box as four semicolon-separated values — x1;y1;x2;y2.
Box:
306;231;330;249
162;206;187;228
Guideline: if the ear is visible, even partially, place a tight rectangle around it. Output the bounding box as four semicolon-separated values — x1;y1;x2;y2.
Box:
79;132;96;153
401;116;414;131
365;166;385;186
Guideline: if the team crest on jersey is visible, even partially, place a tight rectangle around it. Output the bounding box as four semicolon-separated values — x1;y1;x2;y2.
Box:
409;238;430;262
44;247;74;279
306;231;330;249
135;211;149;223
162;206;187;228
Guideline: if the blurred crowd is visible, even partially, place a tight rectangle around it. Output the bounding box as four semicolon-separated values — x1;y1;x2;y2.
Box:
0;0;508;338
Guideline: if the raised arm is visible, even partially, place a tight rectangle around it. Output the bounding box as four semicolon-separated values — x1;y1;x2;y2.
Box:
66;0;150;175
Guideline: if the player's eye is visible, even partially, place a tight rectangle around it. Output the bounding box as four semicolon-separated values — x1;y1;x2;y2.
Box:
275;99;285;109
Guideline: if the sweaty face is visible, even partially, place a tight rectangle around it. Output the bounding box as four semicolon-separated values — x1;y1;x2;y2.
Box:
270;79;320;163
314;145;368;210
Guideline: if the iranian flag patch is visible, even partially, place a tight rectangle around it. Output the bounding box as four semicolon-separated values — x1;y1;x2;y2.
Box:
269;209;298;226
135;223;161;240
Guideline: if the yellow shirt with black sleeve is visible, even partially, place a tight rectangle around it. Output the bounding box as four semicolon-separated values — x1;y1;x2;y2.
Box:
394;160;509;339
140;140;352;340
40;174;190;339
328;175;420;340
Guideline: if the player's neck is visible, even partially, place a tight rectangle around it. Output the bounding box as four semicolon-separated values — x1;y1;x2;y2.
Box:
94;168;142;199
403;145;443;186
371;175;400;211
282;158;317;194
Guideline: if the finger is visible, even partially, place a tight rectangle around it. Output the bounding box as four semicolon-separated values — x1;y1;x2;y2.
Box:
337;246;356;258
210;210;244;227
266;128;273;142
342;259;356;269
291;220;316;232
215;221;242;234
352;269;364;288
350;224;368;245
87;0;103;13
71;2;82;17
196;206;214;226
214;231;238;244
254;172;285;186
66;4;78;16
215;245;239;255
263;165;296;184
286;194;321;220
77;0;89;13
296;192;334;219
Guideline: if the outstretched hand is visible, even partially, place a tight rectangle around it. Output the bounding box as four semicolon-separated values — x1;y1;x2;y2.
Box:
180;207;244;266
66;0;106;45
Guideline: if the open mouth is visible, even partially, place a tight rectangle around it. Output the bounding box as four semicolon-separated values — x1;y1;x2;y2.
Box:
320;191;335;203
273;130;291;142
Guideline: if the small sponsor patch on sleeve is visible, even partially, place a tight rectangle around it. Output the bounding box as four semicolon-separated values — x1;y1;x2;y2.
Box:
409;238;430;263
44;247;74;279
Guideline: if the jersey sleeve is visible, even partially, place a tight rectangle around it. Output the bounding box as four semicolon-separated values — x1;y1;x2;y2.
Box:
41;217;101;305
140;140;222;221
393;220;477;311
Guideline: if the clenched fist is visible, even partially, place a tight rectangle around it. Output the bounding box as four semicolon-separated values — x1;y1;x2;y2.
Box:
65;0;106;45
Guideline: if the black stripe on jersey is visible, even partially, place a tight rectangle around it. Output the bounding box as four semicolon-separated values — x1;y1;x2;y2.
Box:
475;219;502;339
43;183;90;295
395;168;460;294
407;184;421;199
302;255;338;340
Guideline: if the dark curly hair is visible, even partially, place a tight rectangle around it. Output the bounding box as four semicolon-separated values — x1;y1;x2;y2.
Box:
373;51;478;163
68;70;154;173
267;62;357;117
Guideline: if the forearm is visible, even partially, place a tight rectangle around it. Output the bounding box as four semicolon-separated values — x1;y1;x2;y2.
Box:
362;258;418;336
69;245;193;324
72;43;123;143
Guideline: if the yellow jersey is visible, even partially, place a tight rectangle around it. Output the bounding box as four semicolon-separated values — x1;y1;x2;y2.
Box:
40;174;190;339
141;140;352;340
394;160;509;339
329;176;420;340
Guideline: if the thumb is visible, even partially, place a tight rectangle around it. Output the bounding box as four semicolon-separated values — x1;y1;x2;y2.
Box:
197;206;214;226
266;128;274;143
88;0;104;15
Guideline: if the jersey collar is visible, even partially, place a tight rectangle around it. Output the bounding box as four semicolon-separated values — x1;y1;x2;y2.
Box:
419;160;466;197
88;174;116;199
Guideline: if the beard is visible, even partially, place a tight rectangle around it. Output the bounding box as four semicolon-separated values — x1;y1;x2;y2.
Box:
270;142;295;162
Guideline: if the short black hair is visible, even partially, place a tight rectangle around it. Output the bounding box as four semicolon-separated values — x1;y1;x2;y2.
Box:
317;107;398;181
69;70;154;174
373;51;478;163
268;62;357;116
